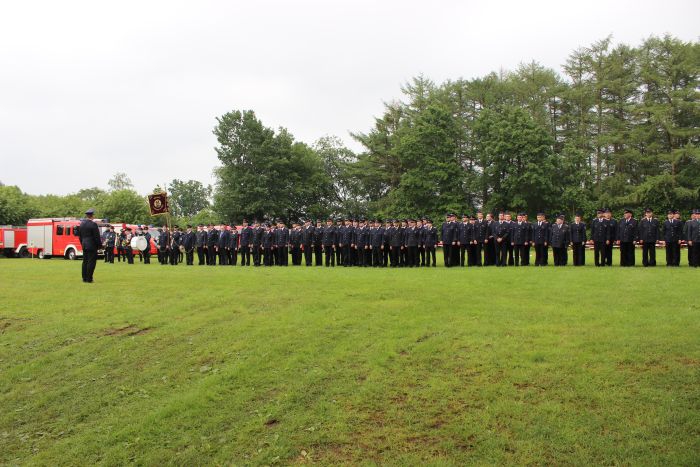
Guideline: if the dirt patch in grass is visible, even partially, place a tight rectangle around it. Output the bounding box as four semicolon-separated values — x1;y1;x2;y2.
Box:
101;324;152;337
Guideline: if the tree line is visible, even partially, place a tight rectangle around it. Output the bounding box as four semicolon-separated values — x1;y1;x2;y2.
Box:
1;35;697;227
215;34;699;223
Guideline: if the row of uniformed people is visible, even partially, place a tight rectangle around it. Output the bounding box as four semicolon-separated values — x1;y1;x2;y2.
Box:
102;207;700;268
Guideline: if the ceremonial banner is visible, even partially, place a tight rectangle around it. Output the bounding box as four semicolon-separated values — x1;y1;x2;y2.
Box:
148;193;169;215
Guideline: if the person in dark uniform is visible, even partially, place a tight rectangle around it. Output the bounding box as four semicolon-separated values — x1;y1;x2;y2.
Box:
511;212;530;266
238;220;251;266
687;209;700;267
339;219;352;267
400;219;409;266
139;226;151;264
473;211;486;266
169;226;181;266
229;225;239;266
334;218;344;266
182;225;195;265
663;209;682;267
313;220;324;266
423;219;438;267
389;219;403;267
370;219;383;267
123;228;134;264
494;214;511;267
417;218;426;267
290;221;302;265
382;220;392;267
218;223;230;265
458;214;470;267
570;213;587;266
604;208;617;266
177;227;184;264
206;224;218;266
251;220;263;266
322;218;336;266
158;226;169;264
404;219;419;267
590;209;607;267
483;213;496;266
79;209;101;283
466;216;477;266
503;212;515;266
532;212;550;266
638;208;659;267
357;218;370;267
300;219;314;266
441;214;457;267
103;225;116;263
261;223;274;266
195;224;207;265
274;220;289;266
617;209;637;267
550;214;570;266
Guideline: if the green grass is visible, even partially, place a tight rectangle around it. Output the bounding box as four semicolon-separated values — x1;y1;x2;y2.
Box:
0;254;698;466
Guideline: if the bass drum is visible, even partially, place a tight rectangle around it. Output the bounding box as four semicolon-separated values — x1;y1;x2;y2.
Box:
131;236;148;251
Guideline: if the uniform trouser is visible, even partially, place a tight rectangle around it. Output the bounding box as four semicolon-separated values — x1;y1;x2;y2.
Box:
514;244;528;266
450;245;459;267
425;246;436;266
125;247;134;264
620;242;635;266
251;247;261;266
197;247;205;265
143;250;151;264
604;243;614;266
186;250;194;265
334;246;342;265
82;249;97;282
390;247;400;266
495;241;508;266
460;245;467;266
324;246;335;266
207;247;217;265
169;248;179;265
553;246;568;266
524;245;531;265
339;245;349;266
419;246;425;266
372;247;382;266
401;247;408;266
507;243;514;266
406;246;418;267
572;242;585;266
484;241;495;266
690;244;699;267
363;248;371;266
106;248;114;263
277;246;288;266
688;244;695;267
467;244;476;266
473;243;483;266
534;244;546;265
383;244;390;266
665;242;680;266
117;247;124;262
219;248;228;265
354;247;363;266
314;245;323;266
641;243;656;266
291;246;301;265
240;247;250;265
304;245;313;265
593;241;605;266
442;245;451;267
263;247;273;266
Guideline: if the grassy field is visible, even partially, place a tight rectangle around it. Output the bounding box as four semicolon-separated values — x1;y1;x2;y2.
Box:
0;254;698;466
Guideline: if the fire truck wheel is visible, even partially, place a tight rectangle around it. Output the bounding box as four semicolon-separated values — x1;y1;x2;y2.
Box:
19;247;30;258
38;250;46;259
65;249;77;260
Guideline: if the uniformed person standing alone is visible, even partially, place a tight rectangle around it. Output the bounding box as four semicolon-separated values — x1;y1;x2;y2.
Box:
79;208;102;283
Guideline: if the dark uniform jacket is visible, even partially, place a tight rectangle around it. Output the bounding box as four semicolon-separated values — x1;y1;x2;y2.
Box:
104;231;116;247
590;218;608;242
663;219;682;243
313;226;324;245
195;230;207;247
340;226;354;245
182;231;195;250
637;218;660;243
239;226;252;247
687;219;700;242
423;226;438;247
512;221;530;245
370;227;384;247
171;231;182;248
262;230;274;248
301;226;315;246
441;221;457;244
533;221;551;245
206;229;218;248
274;228;290;246
607;218;619;242
550;223;570;248
458;223;472;244
618;218;638;243
390;226;404;247
252;227;263;247
159;231;171;250
473;220;488;243
404;226;420;247
570;222;587;243
218;229;231;249
322;225;337;246
356;226;369;248
78;219;101;251
229;229;239;249
290;228;302;247
493;221;511;242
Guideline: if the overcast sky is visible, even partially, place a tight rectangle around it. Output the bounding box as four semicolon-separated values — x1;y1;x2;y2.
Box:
1;0;697;195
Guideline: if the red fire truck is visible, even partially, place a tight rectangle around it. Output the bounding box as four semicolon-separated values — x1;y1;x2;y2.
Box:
0;226;29;258
26;218;112;260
